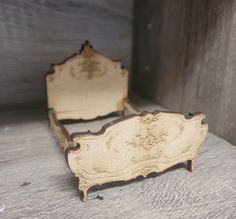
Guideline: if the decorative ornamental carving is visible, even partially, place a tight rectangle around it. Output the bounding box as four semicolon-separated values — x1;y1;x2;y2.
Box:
46;42;208;202
67;112;207;201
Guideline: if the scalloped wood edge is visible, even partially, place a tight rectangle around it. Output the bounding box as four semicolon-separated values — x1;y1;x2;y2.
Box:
46;41;208;202
66;111;208;201
46;41;128;120
48;109;208;202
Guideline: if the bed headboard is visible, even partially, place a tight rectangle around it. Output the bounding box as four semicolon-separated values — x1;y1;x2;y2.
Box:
46;42;128;120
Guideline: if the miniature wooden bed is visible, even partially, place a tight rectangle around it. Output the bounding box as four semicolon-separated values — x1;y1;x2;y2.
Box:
46;42;208;202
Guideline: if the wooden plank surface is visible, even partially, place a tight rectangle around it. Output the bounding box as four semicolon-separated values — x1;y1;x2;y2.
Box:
0;0;133;106
0;99;236;218
133;0;236;145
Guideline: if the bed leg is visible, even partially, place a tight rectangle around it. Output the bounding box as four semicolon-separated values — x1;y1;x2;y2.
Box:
82;189;88;202
187;159;196;172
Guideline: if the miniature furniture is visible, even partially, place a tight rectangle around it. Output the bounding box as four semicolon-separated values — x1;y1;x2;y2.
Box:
46;42;208;201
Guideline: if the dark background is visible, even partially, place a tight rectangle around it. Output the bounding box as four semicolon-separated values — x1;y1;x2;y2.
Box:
133;0;236;145
1;0;236;145
0;0;133;107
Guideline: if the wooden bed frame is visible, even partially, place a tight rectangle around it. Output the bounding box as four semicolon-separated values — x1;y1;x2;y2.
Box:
46;41;208;201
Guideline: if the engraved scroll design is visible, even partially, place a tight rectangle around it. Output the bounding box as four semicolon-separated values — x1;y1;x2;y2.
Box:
67;113;208;202
127;113;168;151
70;44;107;79
127;128;168;151
128;114;168;162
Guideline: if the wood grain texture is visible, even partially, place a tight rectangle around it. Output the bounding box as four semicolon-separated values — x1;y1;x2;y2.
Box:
0;0;133;106
46;44;207;202
133;0;236;145
48;109;73;150
46;42;128;120
68;111;207;201
0;99;235;218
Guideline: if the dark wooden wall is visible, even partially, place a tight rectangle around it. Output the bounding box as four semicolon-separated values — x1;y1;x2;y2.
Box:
0;0;133;108
133;0;236;145
1;0;236;145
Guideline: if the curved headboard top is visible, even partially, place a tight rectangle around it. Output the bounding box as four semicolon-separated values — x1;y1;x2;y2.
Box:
46;41;129;120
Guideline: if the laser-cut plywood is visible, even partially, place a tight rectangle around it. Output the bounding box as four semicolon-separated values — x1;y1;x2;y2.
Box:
46;42;128;120
67;112;207;201
46;42;208;202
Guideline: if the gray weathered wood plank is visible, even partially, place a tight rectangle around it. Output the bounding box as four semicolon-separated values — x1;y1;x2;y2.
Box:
0;99;236;218
133;0;236;145
0;0;133;106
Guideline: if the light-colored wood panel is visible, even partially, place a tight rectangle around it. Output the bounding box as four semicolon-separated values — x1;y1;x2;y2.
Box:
46;42;128;120
46;41;207;202
68;111;207;201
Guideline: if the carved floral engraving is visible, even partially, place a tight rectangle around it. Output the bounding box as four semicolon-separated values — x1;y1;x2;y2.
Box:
47;42;208;202
46;41;128;120
138;114;161;125
68;112;208;201
68;46;107;80
127;128;168;151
